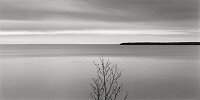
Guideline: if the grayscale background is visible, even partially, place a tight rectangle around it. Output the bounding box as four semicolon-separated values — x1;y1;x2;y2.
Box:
0;0;199;100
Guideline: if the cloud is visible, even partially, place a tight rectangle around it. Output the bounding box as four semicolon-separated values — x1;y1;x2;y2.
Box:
0;0;105;20
1;0;198;21
0;0;199;36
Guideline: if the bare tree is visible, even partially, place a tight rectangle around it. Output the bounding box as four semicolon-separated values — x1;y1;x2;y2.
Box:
90;57;128;100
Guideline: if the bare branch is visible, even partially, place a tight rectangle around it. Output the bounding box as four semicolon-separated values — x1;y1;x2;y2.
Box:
90;57;128;100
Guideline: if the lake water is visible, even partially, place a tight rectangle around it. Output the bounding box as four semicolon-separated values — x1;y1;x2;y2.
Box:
0;44;199;100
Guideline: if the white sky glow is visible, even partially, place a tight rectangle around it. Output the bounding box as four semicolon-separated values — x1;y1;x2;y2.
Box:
0;30;188;35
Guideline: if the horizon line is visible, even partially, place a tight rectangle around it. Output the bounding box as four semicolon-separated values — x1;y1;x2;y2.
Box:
0;42;200;45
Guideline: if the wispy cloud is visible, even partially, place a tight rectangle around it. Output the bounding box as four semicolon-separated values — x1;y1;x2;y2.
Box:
0;0;198;29
0;0;199;42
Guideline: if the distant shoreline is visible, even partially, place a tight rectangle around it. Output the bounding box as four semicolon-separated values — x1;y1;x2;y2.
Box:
120;42;200;45
0;42;200;45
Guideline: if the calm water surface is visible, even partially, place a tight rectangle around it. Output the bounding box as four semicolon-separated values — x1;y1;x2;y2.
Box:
0;44;199;100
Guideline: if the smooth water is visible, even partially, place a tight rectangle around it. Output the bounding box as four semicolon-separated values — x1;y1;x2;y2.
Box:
0;44;199;100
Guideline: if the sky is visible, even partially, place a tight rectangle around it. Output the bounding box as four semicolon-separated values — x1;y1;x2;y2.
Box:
0;0;199;43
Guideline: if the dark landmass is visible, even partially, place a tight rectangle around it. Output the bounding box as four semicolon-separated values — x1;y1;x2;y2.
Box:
120;42;200;45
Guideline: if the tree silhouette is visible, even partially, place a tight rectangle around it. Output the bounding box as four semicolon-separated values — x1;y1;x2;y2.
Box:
90;57;128;100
